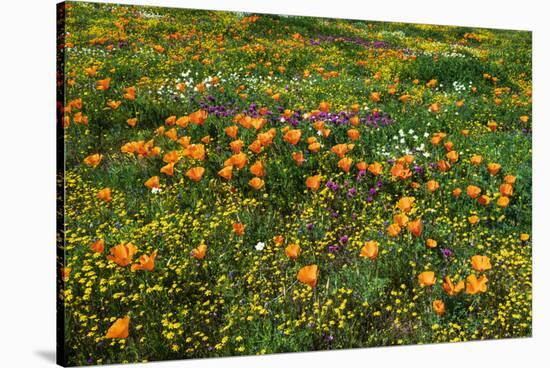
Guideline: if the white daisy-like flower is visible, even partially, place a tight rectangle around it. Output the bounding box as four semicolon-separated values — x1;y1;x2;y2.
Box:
151;187;162;194
255;242;265;251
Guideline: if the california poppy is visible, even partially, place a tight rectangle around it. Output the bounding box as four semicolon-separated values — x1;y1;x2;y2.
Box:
471;255;492;272
487;163;501;175
306;175;322;192
284;129;302;145
497;196;510;207
144;176;160;189
407;219;423;237
107;242;137;267
500;183;513;197
397;197;414;213
470;155;483;166
96;78;110;91
127;118;137;127
466;274;488;294
233;223;246;236
84;153;102;168
186;167;205;182
250;161;265;177
418;271;436;287
432;300;445;316
131;250;158;272
91;239;105;253
160;162;175;176
285;244;301;260
426;180;440;193
360;241;379;260
426;239;437;248
368;162;383;176
393;213;409;227
466;185;481;199
387;223;402;237
105;317;130;339
249;177;264;190
338;157;353;173
191;243;207;260
218;166;233;180
123;86;136;100
297;265;318;288
442;276;465;296
97;188;112;203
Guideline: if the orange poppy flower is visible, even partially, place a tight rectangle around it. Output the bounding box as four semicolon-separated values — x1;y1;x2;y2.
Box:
487;120;498;132
84;153;103;168
285;244;301;260
292;151;305;166
418;271;436;287
408;219;423;237
96;78;110;91
183;144;205;161
390;163;411;180
144;176;160;189
249;140;263;154
131;249;158;272
163;151;180;164
176;116;190;128
249;177;264;190
438;160;451;172
107;242;137;267
297;265;318;288
487;163;501;175
500;183;513;197
91;239;105;253
429;103;440;113
229;140;244;153
191;244;207;260
397;197;414;213
427;180;440;193
160;162;175;176
306;175;322;192
452;188;462;197
186;167;205;182
127;118;138;127
331;144;352;158
497;196;510;207
338;157;353;173
433;300;445;316
123;86;136;100
360;241;379;260
442;276;465;296
446;150;459;163
189;110;208;125
165;116;176;125
319;101;330;112
347;129;360;141
233;223;246;236
356;161;368;171
520;233;530;242
218;166;233;180
225;125;238;138
471;255;492;272
225;153;248;170
387;223;402;237
85;65;98;77
426;239;437;248
466;274;488;294
97;188;112;203
284;129;302;145
369;92;381;102
105;317;130;339
470;155;483;166
274;235;284;245
504;175;517;185
393;213;409;227
250;161;265;177
468;215;479;225
61;267;71;282
477;195;491;206
368;162;383;176
466;185;481;199
106;100;121;109
165;128;178;141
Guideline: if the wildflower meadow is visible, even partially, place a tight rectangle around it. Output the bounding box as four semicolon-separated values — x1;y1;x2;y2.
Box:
57;1;532;366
